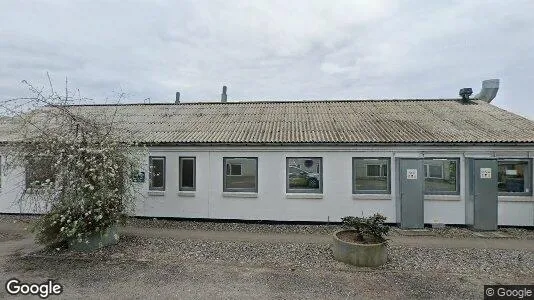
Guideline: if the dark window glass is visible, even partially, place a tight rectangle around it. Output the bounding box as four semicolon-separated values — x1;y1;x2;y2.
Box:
149;156;165;191
229;164;242;176
366;165;381;177
498;160;531;194
180;157;195;191
25;157;55;189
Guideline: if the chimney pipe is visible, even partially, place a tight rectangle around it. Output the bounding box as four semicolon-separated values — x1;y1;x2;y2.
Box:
459;88;473;102
221;86;227;103
474;79;499;103
175;92;180;104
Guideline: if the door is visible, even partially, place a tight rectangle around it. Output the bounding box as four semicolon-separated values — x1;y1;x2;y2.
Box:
398;159;424;229
473;159;498;231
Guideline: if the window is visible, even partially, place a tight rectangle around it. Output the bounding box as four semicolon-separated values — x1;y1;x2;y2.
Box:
498;159;531;195
149;156;165;191
366;163;387;177
286;157;322;193
353;158;390;194
179;157;196;191
228;163;242;176
424;158;459;194
25;157;55;189
223;157;257;192
425;164;444;179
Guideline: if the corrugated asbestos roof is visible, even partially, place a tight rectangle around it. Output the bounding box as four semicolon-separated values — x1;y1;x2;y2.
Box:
3;99;534;144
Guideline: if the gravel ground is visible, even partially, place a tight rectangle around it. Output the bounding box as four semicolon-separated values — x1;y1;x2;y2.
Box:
126;217;534;239
1;213;533;239
2;214;533;299
34;235;534;277
3;234;533;299
0;231;24;242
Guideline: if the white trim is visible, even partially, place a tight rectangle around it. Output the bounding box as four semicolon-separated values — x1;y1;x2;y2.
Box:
285;193;323;199
147;191;165;196
498;196;534;202
424;194;461;201
222;192;258;198
352;194;391;200
177;191;196;197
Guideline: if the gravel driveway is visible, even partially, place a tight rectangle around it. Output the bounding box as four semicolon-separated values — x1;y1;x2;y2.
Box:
0;217;533;299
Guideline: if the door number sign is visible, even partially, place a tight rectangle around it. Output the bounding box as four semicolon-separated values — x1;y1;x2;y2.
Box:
406;169;417;180
480;168;492;179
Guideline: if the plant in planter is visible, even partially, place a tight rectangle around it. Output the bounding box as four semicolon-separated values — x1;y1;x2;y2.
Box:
332;213;390;267
1;78;143;251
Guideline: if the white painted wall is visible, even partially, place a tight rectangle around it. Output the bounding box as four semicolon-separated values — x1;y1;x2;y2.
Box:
1;145;533;226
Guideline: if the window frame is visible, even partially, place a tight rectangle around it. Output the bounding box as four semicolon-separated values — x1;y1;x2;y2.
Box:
286;157;323;194
179;156;196;192
353;158;391;194
498;159;532;196
149;156;166;191
423;158;460;195
223;157;258;193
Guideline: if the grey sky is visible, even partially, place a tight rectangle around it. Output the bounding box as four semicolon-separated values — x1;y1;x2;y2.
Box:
1;0;533;118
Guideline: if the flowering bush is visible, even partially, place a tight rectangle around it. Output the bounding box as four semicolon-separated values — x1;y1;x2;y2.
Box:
2;79;143;246
27;139;140;246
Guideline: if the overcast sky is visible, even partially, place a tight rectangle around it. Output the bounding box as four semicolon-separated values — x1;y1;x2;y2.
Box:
1;0;533;118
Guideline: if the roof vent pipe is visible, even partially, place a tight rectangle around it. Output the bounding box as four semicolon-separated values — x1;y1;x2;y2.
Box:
221;86;228;103
175;92;180;104
459;88;473;102
474;79;499;103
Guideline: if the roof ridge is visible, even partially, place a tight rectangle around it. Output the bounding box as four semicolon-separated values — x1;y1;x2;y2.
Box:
61;98;470;107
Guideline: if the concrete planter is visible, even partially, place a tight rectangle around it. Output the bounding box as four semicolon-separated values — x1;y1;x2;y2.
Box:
332;230;387;267
68;225;119;252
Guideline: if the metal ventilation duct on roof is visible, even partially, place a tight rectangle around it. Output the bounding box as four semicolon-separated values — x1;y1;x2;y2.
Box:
474;79;499;103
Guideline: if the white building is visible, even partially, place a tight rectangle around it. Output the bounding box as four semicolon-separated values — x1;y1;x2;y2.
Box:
1;81;534;228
